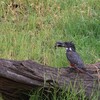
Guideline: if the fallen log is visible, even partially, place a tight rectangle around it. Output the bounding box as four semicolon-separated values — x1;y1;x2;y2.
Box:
0;59;100;100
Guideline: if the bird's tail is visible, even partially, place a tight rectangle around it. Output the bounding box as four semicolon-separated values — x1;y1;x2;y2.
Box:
85;71;93;78
75;66;93;78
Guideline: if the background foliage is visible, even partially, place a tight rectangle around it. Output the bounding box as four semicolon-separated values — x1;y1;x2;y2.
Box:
0;0;100;100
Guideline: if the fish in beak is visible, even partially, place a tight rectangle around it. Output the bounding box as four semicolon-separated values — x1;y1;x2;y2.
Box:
54;41;65;49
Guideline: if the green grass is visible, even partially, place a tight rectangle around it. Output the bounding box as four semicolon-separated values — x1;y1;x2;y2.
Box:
0;0;100;100
29;81;99;100
29;87;87;100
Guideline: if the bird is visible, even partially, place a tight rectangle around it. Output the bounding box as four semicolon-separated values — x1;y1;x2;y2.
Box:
55;41;93;78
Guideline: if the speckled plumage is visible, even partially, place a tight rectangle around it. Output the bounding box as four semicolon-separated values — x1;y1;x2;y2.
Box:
66;49;85;69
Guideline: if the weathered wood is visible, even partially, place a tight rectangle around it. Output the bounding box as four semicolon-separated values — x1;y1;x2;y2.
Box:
0;59;100;100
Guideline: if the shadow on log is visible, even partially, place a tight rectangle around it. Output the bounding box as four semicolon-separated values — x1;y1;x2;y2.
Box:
0;59;100;100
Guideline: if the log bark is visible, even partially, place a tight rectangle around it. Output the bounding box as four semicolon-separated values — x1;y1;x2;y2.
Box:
0;59;100;100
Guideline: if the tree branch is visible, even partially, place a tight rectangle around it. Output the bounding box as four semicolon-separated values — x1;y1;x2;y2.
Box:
0;59;100;100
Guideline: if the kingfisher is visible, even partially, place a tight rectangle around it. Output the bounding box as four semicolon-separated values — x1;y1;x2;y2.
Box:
55;41;93;78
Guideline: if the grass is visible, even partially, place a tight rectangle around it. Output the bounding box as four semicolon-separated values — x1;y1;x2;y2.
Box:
0;0;100;100
29;81;99;100
29;86;87;100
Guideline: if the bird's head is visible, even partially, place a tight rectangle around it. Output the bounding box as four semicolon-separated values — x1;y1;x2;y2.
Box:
55;41;76;52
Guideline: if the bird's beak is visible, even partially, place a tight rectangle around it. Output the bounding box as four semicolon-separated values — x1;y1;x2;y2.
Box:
55;41;65;49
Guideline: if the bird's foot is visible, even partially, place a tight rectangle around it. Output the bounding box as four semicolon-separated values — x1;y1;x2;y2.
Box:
68;68;76;73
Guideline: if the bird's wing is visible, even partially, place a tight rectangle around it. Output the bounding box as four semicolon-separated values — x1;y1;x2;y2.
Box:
66;51;84;68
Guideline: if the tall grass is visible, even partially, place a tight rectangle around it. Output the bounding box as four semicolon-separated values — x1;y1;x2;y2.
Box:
0;0;100;100
0;0;100;66
29;81;99;100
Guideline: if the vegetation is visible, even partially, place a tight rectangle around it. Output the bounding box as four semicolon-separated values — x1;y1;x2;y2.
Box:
0;0;100;100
